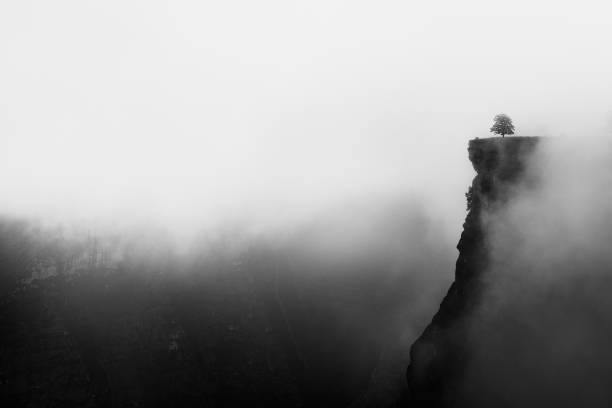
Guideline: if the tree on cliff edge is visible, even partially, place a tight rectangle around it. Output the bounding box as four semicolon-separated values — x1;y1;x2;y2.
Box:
490;113;515;137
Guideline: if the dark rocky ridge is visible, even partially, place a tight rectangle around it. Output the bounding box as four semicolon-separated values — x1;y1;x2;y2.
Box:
406;137;542;407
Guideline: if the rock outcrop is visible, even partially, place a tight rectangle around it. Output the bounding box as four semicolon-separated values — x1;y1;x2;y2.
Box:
406;137;541;407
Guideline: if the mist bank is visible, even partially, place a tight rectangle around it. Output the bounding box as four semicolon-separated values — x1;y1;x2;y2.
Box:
0;190;457;406
0;191;457;294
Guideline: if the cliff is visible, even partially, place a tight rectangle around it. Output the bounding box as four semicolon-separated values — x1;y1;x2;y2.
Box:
406;136;542;407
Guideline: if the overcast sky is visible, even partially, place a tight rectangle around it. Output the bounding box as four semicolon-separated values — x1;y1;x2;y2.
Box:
2;0;612;236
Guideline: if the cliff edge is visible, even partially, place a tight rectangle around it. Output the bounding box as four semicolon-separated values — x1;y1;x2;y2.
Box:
406;137;541;407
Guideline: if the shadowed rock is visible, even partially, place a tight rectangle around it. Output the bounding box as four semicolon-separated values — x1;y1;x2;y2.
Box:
406;137;542;407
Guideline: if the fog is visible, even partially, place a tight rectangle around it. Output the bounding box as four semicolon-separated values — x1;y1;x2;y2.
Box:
3;2;612;406
2;1;612;238
459;135;612;406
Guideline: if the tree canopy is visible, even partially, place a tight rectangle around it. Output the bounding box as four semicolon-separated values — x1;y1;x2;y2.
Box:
490;114;515;137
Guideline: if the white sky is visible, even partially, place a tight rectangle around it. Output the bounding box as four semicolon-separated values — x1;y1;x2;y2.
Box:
2;0;612;235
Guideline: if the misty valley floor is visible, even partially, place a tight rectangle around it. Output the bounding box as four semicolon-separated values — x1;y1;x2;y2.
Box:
0;210;446;407
1;264;301;407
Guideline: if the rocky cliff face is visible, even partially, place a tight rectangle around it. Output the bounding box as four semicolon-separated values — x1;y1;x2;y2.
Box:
406;137;541;407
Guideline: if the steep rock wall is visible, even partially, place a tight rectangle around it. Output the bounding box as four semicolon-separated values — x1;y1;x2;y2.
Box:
406;137;541;407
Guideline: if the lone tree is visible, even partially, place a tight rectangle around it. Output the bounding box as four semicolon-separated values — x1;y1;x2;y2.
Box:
490;113;515;138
